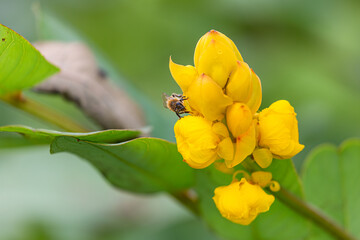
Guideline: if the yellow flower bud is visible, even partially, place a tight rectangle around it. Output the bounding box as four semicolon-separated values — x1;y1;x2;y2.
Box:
174;116;220;169
213;178;275;225
194;30;242;88
226;103;253;137
194;30;243;68
258;100;304;159
169;57;198;93
251;171;273;188
187;74;233;121
226;61;252;102
225;121;256;168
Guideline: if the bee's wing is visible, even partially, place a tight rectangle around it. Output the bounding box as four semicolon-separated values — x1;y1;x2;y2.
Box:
161;93;169;108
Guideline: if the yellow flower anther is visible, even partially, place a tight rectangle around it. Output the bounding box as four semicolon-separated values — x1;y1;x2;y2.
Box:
258;100;304;159
252;148;273;168
251;171;273;188
174;116;220;169
226;102;253;137
213;178;275;225
269;180;281;192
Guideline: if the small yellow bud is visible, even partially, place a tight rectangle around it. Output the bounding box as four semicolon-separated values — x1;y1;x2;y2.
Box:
252;148;273;168
213;178;275;225
226;103;253;137
269;181;281;192
251;171;273;188
174;116;220;169
186;74;233;121
258;100;304;159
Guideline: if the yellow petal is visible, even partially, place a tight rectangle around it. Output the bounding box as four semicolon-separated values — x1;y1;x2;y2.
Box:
212;122;229;139
226;103;253;137
217;137;234;162
169;57;197;92
214;161;235;174
245;69;262;114
226;121;256;168
251;171;272;188
194;30;243;68
196;39;238;88
187;74;233;121
174;116;220;169
226;61;252;102
252;148;273;168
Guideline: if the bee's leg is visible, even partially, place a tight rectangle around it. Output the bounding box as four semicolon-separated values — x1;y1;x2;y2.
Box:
176;112;182;119
181;96;188;101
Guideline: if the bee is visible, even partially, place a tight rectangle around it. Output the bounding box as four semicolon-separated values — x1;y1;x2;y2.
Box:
162;93;189;118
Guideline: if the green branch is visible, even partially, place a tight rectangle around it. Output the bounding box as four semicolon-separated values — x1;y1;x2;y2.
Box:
275;188;356;240
242;158;355;240
0;93;89;132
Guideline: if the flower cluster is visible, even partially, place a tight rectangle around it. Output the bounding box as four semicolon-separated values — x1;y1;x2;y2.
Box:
169;30;304;225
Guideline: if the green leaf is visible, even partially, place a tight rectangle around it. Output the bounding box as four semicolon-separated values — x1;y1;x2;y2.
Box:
50;136;195;193
0;125;141;144
302;139;360;239
196;159;310;240
0;24;59;95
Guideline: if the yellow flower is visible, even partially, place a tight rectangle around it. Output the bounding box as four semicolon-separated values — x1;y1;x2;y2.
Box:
174;115;221;169
258;100;304;159
213;178;275;225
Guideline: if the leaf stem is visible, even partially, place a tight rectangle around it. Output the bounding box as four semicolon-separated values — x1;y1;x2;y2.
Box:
275;188;356;240
171;191;200;216
242;158;356;240
0;93;89;132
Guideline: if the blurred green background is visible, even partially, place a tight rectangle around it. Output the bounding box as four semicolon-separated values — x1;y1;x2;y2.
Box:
0;0;359;239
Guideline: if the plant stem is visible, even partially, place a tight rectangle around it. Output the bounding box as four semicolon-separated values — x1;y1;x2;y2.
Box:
171;191;200;216
0;93;89;132
242;158;356;240
275;188;356;240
